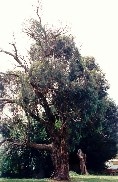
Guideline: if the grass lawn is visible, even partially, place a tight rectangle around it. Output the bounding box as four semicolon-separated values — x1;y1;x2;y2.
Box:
0;172;118;182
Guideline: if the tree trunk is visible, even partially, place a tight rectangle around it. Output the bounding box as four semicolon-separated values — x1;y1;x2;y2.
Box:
77;149;89;175
51;137;69;181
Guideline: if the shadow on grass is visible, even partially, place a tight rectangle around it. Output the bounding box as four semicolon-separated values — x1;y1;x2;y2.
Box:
0;173;118;182
0;179;48;182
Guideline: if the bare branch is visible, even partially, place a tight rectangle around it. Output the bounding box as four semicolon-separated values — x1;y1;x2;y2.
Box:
0;97;47;126
9;43;18;59
0;72;19;78
0;138;13;146
36;0;42;24
0;49;15;58
0;45;28;73
0;139;6;146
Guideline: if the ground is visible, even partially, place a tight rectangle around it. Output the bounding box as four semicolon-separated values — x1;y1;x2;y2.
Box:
0;172;118;182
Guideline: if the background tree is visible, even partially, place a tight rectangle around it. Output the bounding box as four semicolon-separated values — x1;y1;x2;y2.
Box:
69;98;118;173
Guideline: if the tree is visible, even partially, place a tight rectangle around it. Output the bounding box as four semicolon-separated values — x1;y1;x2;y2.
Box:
0;11;113;180
81;99;118;171
0;99;117;177
69;98;118;173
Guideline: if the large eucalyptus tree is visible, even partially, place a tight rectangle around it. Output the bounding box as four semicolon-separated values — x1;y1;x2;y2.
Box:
0;11;110;180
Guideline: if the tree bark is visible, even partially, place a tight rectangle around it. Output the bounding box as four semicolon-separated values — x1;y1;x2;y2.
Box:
51;136;69;181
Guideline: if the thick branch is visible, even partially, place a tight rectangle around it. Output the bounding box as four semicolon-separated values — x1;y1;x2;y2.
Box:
27;142;52;150
0;98;16;104
13;141;52;150
30;82;55;123
0;138;52;151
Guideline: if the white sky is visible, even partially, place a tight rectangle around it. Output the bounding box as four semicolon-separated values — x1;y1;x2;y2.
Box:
0;0;118;104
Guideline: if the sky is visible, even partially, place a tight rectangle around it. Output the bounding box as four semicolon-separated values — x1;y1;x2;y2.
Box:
0;0;118;104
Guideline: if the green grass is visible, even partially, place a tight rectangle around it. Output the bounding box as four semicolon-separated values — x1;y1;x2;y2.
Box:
0;172;118;182
0;180;47;182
